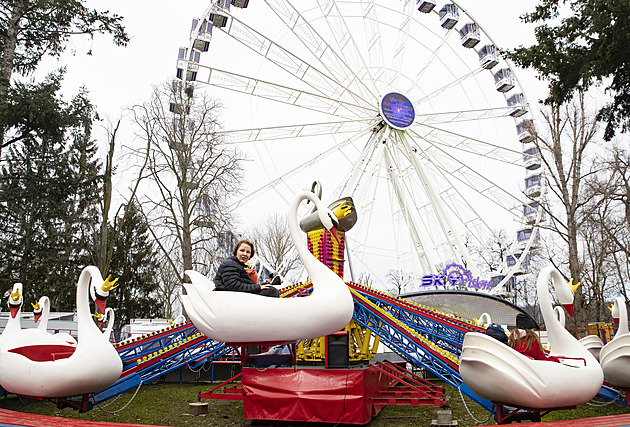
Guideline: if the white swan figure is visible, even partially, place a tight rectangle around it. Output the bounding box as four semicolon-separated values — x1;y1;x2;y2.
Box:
459;266;604;408
168;314;186;325
576;299;603;362
95;307;115;341
554;306;565;327
32;296;77;346
552;283;603;360
0;283;24;350
579;334;604;362
476;312;492;328
181;190;354;343
599;296;630;387
0;266;123;397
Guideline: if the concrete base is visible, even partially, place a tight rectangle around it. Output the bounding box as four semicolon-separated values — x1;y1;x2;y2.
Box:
189;402;208;416
431;409;458;426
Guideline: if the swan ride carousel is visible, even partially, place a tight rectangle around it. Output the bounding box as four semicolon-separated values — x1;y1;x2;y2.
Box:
599;296;630;388
459;266;604;408
181;190;354;343
0;266;122;397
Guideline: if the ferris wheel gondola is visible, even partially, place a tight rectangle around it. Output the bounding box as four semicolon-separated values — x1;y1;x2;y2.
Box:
173;0;546;294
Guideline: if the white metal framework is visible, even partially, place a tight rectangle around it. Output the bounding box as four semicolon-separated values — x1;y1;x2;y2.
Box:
175;0;546;293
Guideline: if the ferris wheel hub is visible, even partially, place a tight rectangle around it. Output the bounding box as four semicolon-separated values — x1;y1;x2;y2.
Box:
379;92;415;130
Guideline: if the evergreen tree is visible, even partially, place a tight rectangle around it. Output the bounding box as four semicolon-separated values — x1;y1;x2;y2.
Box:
0;0;128;103
508;0;630;140
0;73;102;309
106;201;161;329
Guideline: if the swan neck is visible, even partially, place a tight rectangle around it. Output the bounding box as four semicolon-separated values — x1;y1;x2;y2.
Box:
537;267;565;336
289;192;324;277
76;267;102;339
39;296;50;331
617;297;629;336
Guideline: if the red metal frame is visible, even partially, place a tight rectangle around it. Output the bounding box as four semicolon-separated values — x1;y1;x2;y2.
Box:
493;401;576;425
198;372;245;400
371;360;447;406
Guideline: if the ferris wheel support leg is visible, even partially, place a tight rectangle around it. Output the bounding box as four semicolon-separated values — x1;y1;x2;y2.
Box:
398;134;479;277
383;148;436;274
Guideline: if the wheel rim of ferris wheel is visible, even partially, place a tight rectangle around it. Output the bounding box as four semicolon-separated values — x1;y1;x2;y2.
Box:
176;0;546;293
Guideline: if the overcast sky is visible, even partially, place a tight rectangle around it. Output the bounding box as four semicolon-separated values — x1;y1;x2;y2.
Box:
35;1;550;287
45;1;544;131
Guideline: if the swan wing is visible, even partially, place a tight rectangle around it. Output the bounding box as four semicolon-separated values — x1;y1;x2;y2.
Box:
185;270;215;290
181;287;216;337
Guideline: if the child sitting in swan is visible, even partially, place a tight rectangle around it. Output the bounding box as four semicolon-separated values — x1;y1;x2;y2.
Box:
509;313;560;362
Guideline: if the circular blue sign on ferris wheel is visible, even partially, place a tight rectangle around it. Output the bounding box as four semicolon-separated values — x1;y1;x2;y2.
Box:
379;92;415;130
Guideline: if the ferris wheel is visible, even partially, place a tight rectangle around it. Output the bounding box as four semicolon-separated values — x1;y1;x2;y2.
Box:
174;0;546;294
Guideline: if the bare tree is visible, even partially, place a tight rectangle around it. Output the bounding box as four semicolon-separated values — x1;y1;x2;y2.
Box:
94;117;151;275
132;80;246;284
156;256;182;320
582;146;630;308
385;269;416;295
356;272;375;288
250;213;302;280
527;90;601;328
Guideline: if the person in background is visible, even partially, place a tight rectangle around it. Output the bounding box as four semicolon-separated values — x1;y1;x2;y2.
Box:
214;239;279;298
509;313;559;362
485;322;508;345
266;272;282;287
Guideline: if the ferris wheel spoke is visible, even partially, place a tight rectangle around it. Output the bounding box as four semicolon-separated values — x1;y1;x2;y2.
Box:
408;125;523;165
404;30;459;97
193;65;375;118
414;106;521;125
387;139;510;270
228;125;374;211
413;67;487;108
360;1;387;94
212;119;376;144
404;132;524;219
336;139;387;258
333;126;387;199
313;0;380;97
263;0;377;104
389;0;414;89
211;4;371;109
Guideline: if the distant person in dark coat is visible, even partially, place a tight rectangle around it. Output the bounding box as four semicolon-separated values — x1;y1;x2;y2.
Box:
485;323;508;345
214;239;279;298
266;272;281;287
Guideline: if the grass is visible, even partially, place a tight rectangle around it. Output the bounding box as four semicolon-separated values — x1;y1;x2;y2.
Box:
1;380;629;426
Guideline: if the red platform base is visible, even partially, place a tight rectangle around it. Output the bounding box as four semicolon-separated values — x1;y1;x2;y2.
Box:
242;366;388;425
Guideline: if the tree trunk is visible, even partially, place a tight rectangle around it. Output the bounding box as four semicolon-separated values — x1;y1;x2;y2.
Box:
0;1;26;153
99;120;119;274
0;1;24;99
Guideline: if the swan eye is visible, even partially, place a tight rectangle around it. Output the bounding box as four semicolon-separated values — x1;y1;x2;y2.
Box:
327;212;339;229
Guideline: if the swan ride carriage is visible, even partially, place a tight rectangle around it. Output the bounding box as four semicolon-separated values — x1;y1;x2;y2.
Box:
181;190;355;343
459;266;604;409
0;266;122;399
599;296;630;401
